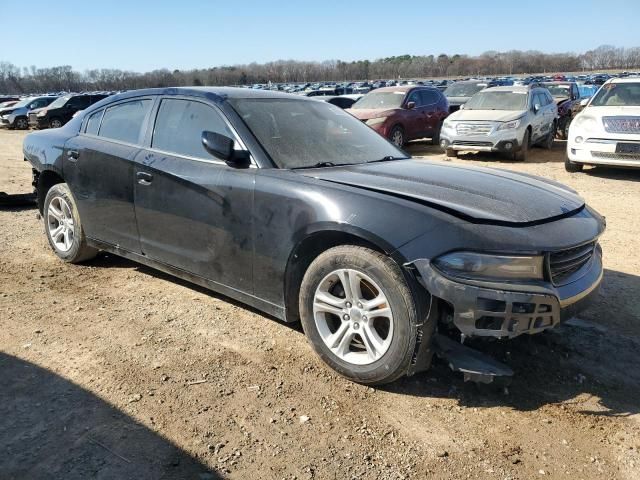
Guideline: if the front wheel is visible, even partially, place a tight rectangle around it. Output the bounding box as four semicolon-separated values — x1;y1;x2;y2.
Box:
513;129;530;161
15;117;28;130
565;158;584;172
43;183;98;263
299;245;426;385
389;125;405;147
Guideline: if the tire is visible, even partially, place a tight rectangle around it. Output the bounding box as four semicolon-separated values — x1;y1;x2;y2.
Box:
15;117;28;130
389;125;405;147
445;148;457;158
43;183;98;263
49;118;63;129
430;122;442;145
299;245;426;385
565;158;584;173
513;129;530;161
542;122;555;149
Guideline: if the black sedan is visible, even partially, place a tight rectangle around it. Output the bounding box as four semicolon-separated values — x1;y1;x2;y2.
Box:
23;87;605;385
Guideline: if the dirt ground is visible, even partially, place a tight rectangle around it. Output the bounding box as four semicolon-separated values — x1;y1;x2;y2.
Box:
1;128;639;480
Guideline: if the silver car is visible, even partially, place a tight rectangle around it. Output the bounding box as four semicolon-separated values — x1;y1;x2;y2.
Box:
440;85;558;161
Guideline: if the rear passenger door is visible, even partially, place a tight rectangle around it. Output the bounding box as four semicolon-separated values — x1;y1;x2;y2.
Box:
403;90;426;140
63;97;154;253
419;89;441;135
133;97;255;294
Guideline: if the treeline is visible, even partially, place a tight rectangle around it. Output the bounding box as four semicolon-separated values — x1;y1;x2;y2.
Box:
1;45;639;94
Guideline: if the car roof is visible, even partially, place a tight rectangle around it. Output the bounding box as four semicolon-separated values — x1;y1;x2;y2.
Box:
483;85;531;93
607;77;640;84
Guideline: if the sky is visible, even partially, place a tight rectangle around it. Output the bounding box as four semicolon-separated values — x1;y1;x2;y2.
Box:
2;0;640;72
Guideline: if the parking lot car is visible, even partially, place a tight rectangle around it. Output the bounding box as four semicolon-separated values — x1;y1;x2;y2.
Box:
23;87;604;385
566;78;640;172
440;85;558;161
0;100;19;109
0;96;58;130
29;93;109;129
318;94;364;109
443;80;488;113
542;82;581;138
346;86;449;146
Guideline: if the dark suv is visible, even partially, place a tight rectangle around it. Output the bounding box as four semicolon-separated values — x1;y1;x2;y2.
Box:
30;93;109;129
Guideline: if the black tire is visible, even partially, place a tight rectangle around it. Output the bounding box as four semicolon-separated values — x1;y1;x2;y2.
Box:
43;183;98;263
445;148;457;158
565;158;584;173
49;118;63;129
430;121;442;145
299;245;427;385
15;117;28;130
542;122;555;149
389;125;405;147
513;129;530;161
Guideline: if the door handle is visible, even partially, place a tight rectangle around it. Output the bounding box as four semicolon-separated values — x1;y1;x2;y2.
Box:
136;171;153;186
67;150;79;162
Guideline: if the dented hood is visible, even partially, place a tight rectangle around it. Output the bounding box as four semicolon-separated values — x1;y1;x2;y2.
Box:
300;160;585;225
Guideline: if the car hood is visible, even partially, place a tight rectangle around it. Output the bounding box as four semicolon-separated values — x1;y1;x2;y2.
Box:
445;96;471;105
346;108;399;120
299;160;584;225
447;109;527;122
581;105;640;118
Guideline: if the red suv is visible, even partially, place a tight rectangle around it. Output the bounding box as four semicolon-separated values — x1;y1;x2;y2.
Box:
346;86;449;146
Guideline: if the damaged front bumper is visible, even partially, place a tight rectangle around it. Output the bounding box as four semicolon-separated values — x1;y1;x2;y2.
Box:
410;245;603;339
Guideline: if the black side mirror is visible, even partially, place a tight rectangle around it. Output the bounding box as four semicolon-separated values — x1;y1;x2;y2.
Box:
202;131;250;168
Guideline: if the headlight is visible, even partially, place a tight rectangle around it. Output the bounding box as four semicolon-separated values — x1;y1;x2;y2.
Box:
366;117;387;126
433;251;544;281
497;118;522;130
572;115;597;130
37;110;47;117
442;120;454;129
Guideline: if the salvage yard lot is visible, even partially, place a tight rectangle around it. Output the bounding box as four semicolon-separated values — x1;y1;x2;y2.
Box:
1;128;639;479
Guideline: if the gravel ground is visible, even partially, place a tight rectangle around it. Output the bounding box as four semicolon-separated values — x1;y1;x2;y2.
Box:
1;128;639;480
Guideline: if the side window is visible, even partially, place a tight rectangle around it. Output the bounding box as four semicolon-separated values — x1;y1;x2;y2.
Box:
152;99;233;160
85;109;103;135
420;90;439;105
406;91;423;107
98;99;151;144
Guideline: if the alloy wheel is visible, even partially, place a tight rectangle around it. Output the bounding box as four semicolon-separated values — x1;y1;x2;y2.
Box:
391;129;404;147
47;196;75;252
16;118;28;129
313;268;394;365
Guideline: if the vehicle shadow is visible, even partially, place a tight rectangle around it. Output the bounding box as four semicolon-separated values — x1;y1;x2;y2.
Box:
406;139;567;164
584;165;640;182
384;267;640;416
85;253;640;416
0;192;37;210
0;352;222;480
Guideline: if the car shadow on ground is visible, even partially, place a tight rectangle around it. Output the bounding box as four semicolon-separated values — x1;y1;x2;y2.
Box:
584;165;640;182
0;192;37;210
0;352;222;480
84;255;640;417
405;139;566;164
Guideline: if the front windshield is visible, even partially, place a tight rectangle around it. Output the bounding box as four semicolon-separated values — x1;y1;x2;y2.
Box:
444;83;485;97
590;83;640;107
464;90;528;111
230;98;406;169
545;85;571;97
47;95;71;109
11;98;34;108
350;91;406;110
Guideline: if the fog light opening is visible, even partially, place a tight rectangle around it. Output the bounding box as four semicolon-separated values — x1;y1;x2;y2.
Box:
575;136;583;143
504;142;513;150
440;139;447;148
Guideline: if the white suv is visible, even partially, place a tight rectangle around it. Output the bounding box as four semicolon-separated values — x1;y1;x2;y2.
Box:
440;85;558;161
566;78;640;172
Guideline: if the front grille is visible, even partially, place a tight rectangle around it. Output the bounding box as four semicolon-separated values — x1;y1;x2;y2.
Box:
452;141;493;147
28;112;38;123
602;116;640;134
548;242;596;285
455;123;493;136
591;151;640;161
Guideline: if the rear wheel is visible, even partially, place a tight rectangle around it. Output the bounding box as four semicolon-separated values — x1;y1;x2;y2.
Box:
389;125;405;147
542;122;555;149
299;245;425;385
430;122;442;145
43;183;98;263
513;129;530;161
565;158;584;173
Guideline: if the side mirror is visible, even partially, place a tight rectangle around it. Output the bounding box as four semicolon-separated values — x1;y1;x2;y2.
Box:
533;103;541;114
459;104;465;110
580;98;589;107
202;131;250;168
406;101;416;110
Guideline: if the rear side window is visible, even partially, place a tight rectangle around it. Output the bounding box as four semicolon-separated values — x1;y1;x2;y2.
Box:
152;99;232;160
420;90;440;105
67;96;91;109
85;109;103;135
98;99;151;144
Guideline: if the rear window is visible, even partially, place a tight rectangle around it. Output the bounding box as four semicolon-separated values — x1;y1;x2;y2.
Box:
98;99;151;144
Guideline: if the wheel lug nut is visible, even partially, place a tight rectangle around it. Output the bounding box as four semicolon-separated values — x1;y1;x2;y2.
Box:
345;302;351;308
343;314;350;321
357;302;363;308
362;316;367;321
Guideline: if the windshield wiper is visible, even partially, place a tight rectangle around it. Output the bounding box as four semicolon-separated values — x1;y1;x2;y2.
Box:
368;156;409;163
292;161;341;170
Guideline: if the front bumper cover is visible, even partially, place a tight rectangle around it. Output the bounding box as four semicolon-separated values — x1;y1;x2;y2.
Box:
410;245;603;339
